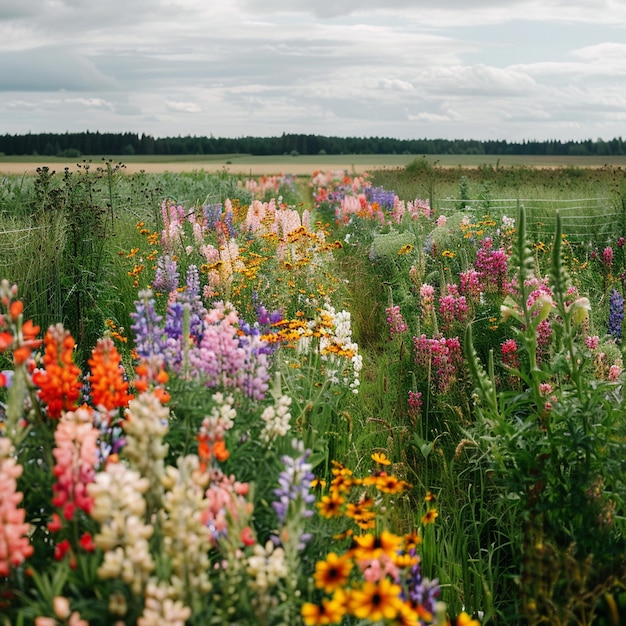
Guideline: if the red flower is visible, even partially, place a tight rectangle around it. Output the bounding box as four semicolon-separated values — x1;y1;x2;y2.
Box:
79;532;95;552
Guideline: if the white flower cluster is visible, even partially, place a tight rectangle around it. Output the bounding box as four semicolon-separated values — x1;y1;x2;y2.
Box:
137;578;191;626
246;540;288;613
319;304;363;394
123;391;169;492
160;455;213;601
88;463;155;595
259;394;292;443
200;392;236;439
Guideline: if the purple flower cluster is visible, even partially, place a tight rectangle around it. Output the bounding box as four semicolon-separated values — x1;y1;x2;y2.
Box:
152;255;179;295
404;554;440;615
608;289;624;342
272;446;315;548
131;289;271;399
366;186;396;210
130;291;166;360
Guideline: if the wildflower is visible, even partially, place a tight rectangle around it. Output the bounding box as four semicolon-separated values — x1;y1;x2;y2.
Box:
603;246;614;268
352;531;403;561
457;611;482;626
585;335;599;350
501;339;519;369
0;439;33;577
375;473;411;494
349;577;404;621
422;509;438;525
88;462;155;595
32;324;82;419
371;452;391;466
51;406;99;520
317;491;345;518
301;598;346;625
385;305;408;336
88;337;132;413
407;390;422;420
272;444;316;548
313;552;353;593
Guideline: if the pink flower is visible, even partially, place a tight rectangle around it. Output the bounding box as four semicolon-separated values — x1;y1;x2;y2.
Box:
385;305;408;336
585;335;599;350
0;439;33;577
603;246;614;268
51;407;99;521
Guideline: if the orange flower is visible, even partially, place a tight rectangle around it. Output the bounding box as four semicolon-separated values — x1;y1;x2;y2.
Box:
88;337;132;412
32;325;82;419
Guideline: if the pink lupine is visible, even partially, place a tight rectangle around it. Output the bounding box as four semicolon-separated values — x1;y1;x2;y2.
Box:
0;439;33;576
385;305;408;337
501;339;520;369
51;406;100;520
413;334;463;393
475;241;508;294
460;269;482;300
420;284;436;327
603;246;614;269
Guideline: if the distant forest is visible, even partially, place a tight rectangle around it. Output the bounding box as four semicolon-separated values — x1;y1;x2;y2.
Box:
1;131;625;157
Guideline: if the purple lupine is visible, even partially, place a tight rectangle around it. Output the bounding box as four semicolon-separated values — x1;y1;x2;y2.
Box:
203;203;223;230
130;290;166;359
366;186;396;210
272;446;316;549
608;289;624;342
152;255;179;295
404;553;440;615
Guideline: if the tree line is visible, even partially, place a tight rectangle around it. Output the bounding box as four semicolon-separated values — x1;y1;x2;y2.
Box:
1;131;625;157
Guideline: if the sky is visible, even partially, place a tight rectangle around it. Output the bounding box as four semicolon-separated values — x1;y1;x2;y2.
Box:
1;0;626;142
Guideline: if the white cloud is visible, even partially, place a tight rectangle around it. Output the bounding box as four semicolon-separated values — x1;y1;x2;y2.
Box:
165;100;202;113
1;0;625;140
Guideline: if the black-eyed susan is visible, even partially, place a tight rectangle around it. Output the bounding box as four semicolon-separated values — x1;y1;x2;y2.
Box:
351;530;403;561
348;578;404;622
313;552;353;593
345;497;376;530
455;611;481;626
301;601;329;626
424;490;436;503
375;473;412;494
311;477;327;491
317;492;345;518
421;509;439;525
371;452;392;466
395;602;422;626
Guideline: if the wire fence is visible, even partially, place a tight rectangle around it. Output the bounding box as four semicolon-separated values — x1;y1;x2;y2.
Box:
438;196;624;245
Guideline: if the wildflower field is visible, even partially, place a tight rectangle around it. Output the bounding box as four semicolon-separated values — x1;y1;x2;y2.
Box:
0;160;625;625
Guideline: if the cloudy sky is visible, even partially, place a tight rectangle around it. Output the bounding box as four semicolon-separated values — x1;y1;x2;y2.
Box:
1;0;625;141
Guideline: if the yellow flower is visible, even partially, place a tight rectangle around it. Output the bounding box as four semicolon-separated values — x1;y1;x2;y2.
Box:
398;244;414;256
371;452;391;466
313;552;353;593
456;611;481;626
422;509;438;525
442;250;455;258
351;531;403;561
317;492;345;518
349;578;404;622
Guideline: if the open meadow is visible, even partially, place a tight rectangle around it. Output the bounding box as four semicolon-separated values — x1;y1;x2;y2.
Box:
0;159;624;625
